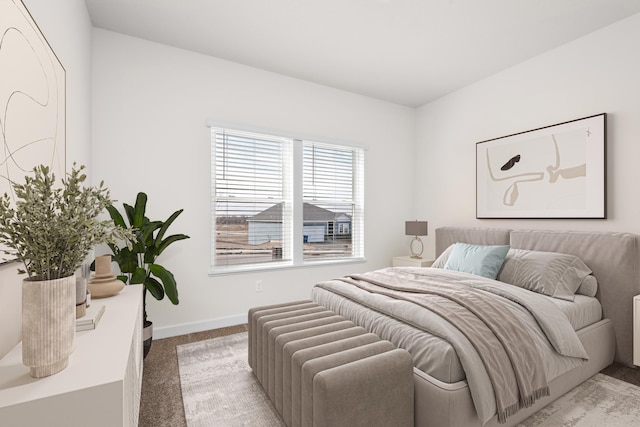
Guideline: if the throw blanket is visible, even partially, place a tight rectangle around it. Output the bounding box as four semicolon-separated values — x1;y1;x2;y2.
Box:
314;268;588;424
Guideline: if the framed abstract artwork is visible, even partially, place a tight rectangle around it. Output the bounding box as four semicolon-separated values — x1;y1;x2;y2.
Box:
476;113;606;219
0;0;66;262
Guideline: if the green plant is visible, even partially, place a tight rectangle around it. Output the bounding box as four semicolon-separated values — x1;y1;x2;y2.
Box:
0;164;132;280
106;192;189;319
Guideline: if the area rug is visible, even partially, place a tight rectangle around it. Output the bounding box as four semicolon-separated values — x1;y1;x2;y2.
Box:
177;332;640;427
518;373;640;426
177;332;284;427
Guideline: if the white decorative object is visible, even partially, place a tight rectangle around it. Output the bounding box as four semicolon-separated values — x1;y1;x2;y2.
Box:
476;113;606;219
0;0;66;262
21;275;75;378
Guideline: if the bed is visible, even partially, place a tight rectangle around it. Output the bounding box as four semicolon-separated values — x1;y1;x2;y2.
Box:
310;227;639;427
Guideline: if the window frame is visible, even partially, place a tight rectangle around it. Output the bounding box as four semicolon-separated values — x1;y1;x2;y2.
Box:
208;121;366;275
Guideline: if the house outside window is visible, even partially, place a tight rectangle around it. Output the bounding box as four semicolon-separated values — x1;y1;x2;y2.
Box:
209;124;364;273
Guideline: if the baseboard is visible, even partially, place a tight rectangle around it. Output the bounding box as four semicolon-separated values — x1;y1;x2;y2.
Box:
153;313;247;339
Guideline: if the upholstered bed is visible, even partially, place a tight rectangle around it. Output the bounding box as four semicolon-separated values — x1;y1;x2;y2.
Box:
310;228;639;427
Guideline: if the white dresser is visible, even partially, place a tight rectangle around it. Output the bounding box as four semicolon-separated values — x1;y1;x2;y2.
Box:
634;294;640;366
0;285;144;427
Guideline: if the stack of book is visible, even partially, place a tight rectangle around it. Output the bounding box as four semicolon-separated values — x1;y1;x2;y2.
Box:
75;304;105;331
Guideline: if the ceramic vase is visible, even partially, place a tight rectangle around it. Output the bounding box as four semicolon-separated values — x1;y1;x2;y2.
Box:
87;255;124;298
76;276;87;318
22;275;76;378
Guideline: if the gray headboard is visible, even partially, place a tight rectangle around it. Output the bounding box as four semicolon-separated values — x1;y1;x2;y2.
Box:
435;227;640;367
435;227;511;256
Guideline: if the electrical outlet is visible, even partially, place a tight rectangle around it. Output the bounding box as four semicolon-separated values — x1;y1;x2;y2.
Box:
255;280;263;292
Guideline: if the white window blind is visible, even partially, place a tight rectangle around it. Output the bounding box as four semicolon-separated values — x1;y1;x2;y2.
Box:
210;124;364;272
211;127;292;268
302;141;364;261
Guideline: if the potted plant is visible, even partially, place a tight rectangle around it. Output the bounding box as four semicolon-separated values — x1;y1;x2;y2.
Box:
0;164;132;377
105;192;189;357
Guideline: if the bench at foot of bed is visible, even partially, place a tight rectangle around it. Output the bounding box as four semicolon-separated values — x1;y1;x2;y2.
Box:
248;300;414;427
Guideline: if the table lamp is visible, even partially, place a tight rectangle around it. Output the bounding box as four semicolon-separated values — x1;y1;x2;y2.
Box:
405;220;428;259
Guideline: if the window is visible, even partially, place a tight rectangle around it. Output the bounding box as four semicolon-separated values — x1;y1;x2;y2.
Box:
302;141;363;261
210;124;364;272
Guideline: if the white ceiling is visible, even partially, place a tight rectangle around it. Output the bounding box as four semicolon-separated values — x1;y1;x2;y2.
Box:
84;0;640;107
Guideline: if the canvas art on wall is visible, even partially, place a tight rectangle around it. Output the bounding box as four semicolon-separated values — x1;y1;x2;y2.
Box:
0;0;66;262
476;113;606;219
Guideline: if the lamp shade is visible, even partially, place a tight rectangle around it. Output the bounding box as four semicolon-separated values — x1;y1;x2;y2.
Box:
405;221;428;236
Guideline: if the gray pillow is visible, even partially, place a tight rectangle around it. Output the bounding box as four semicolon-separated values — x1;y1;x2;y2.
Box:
497;248;592;301
576;274;598;297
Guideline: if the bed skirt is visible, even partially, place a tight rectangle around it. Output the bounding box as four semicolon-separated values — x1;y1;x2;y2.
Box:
413;319;615;427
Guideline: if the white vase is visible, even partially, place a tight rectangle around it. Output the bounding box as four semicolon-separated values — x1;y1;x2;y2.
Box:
22;275;76;378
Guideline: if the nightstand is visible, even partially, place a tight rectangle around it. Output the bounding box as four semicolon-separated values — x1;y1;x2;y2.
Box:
634;295;640;366
392;256;434;268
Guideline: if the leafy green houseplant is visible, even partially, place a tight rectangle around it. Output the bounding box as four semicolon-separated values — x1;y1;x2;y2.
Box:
0;164;132;377
0;164;130;278
106;192;189;356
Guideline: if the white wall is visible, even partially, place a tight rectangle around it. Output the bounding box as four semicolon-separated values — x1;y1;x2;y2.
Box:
0;0;92;358
9;6;633;347
91;29;416;337
415;12;640;260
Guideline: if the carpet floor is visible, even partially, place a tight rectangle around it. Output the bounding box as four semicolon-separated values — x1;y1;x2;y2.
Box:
139;325;640;427
139;325;247;427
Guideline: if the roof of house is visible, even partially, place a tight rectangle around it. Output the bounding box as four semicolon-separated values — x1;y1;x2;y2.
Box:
248;202;351;222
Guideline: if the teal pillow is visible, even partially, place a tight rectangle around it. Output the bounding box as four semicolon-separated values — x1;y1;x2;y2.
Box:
443;243;510;279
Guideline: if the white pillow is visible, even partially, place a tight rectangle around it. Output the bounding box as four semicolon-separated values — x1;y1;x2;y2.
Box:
432;244;455;268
